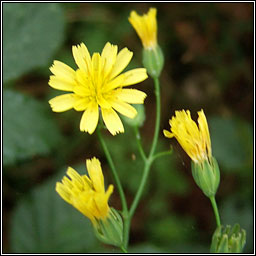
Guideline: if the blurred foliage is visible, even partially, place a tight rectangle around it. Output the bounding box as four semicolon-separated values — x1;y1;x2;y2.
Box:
3;90;62;166
3;3;65;83
3;2;253;253
10;165;101;253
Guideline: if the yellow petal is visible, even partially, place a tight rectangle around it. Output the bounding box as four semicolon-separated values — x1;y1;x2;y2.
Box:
163;129;174;138
72;43;91;73
49;75;76;92
121;68;148;86
101;42;118;77
103;73;125;92
109;47;133;79
79;102;99;134
73;85;91;97
50;60;76;83
56;182;72;204
105;184;114;200
91;53;102;89
198;109;212;158
101;108;124;135
49;94;75;112
86;157;104;193
73;97;91;111
114;89;147;104
110;99;137;118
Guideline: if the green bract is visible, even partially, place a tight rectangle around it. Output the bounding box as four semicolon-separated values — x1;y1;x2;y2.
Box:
93;208;124;247
210;223;246;253
142;45;164;79
191;157;220;198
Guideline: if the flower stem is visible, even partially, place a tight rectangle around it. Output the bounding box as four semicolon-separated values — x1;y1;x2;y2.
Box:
129;77;161;219
97;127;128;214
120;246;128;253
152;148;173;162
134;126;147;162
209;196;221;227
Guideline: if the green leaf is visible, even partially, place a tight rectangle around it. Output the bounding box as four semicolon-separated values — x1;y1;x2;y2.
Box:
10;168;100;253
208;116;253;172
3;89;62;166
3;3;65;83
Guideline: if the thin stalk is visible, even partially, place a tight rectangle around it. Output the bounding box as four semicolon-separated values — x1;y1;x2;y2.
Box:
129;77;161;219
148;77;161;159
134;126;147;162
120;246;128;253
97;127;128;214
209;196;221;227
152;149;173;162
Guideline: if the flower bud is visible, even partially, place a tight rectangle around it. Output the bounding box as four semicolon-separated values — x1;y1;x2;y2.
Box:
210;223;246;253
142;45;164;79
122;104;145;127
191;157;220;197
93;208;123;247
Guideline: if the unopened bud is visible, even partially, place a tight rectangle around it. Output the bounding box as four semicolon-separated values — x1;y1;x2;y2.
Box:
210;223;246;253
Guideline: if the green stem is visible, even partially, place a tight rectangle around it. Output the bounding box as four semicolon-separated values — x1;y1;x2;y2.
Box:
129;77;161;218
97;127;128;214
120;246;128;253
209;196;221;227
148;77;161;159
134;126;147;162
152;149;173;162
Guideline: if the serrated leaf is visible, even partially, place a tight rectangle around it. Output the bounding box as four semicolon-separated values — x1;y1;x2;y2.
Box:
3;89;62;165
3;3;65;83
10;169;99;253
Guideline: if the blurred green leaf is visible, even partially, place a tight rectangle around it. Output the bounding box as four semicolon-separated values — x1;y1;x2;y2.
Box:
208;116;252;172
147;215;196;246
10;169;100;253
129;243;166;253
152;148;189;196
3;89;62;166
3;3;65;83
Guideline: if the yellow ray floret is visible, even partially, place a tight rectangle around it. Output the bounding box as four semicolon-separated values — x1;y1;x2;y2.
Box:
56;157;114;225
129;8;157;49
163;109;212;163
48;42;148;135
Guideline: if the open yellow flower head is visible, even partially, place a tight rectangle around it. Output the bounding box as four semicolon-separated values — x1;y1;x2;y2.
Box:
163;109;212;164
48;42;148;135
129;8;157;49
56;157;114;225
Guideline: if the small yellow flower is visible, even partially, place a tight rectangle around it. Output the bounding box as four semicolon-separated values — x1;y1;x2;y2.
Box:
48;42;148;135
163;109;212;164
129;8;157;49
56;157;113;226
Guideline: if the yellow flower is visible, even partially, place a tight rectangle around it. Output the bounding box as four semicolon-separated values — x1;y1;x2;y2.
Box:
129;8;157;49
163;109;212;164
48;42;148;135
56;157;114;226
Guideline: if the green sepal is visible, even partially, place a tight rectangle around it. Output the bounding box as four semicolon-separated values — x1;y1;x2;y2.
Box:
93;208;123;247
210;224;246;253
122;104;145;128
142;45;164;79
191;157;220;197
